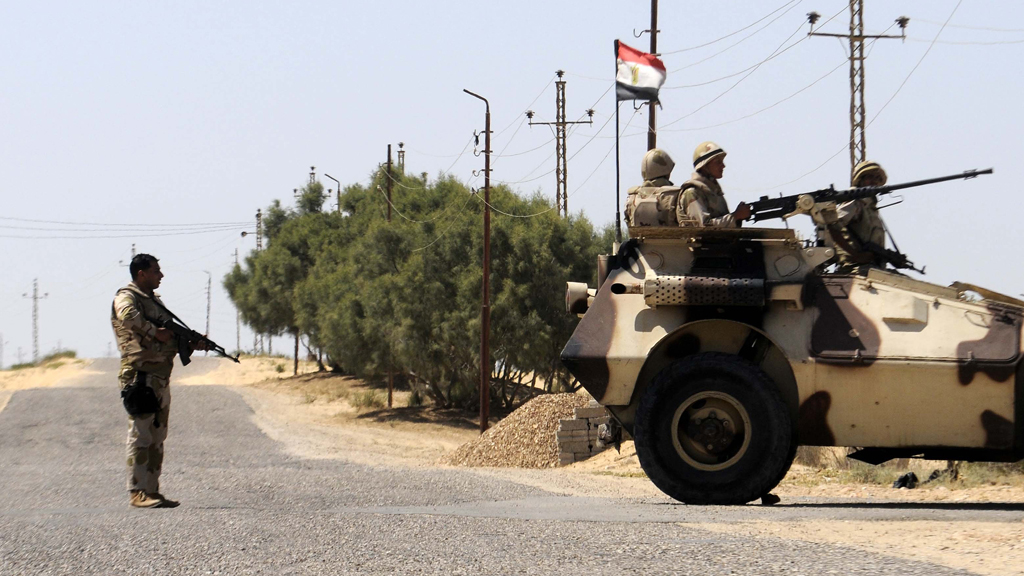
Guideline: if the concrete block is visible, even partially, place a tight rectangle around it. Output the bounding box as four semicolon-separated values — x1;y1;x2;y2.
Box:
556;430;589;442
558;419;589;431
561;440;592;453
574;407;609;419
573;451;593;460
559;454;575;466
589;416;611;426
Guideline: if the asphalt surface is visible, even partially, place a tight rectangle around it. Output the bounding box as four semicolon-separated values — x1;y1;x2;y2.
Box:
1;362;1021;575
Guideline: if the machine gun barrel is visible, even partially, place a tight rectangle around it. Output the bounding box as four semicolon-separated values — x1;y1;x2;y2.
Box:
749;168;993;223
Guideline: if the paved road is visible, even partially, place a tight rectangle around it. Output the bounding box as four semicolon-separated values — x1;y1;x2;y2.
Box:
1;365;1020;575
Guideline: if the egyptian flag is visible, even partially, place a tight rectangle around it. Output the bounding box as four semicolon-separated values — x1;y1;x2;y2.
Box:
615;40;666;102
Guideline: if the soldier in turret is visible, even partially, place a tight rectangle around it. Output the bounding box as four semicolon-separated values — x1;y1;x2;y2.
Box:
825;160;889;269
677;141;751;227
625;148;681;227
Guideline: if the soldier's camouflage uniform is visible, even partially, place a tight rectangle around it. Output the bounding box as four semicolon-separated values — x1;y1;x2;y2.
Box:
677;172;741;228
111;282;177;494
828;196;887;268
626;176;678;227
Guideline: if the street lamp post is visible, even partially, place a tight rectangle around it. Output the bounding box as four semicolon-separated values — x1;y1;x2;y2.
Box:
324;173;341;213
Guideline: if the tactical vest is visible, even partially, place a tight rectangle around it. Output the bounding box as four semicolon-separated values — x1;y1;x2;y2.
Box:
111;285;178;376
631;185;683;227
678;176;730;226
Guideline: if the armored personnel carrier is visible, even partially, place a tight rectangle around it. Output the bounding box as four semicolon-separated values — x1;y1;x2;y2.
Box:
562;222;1022;505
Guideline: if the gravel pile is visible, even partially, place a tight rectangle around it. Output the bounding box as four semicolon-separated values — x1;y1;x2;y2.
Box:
440;393;588;468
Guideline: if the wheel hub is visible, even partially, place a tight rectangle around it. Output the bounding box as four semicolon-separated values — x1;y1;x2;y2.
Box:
670;391;752;471
688;411;735;454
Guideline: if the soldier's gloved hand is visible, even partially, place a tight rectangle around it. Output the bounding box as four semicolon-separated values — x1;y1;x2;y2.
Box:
193;338;211;351
733;202;752;222
154;328;173;343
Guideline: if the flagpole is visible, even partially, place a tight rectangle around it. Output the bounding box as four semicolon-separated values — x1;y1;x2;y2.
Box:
613;40;622;248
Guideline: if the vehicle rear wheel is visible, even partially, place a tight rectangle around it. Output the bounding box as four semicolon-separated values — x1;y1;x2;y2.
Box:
634;352;793;505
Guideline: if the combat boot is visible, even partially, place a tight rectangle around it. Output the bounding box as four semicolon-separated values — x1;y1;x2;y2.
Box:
129;490;163;508
151;493;180;508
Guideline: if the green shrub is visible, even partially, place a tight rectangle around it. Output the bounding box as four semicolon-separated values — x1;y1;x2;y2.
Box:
39;350;76;364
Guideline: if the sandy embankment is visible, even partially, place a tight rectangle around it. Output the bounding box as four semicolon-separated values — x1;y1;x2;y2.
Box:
0;358;101;392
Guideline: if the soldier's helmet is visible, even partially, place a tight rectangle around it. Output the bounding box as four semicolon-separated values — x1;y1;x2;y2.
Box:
852;160;888;186
693;141;727;172
641;148;675;181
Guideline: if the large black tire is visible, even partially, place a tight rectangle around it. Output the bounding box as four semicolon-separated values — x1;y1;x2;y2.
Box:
634;352;794;505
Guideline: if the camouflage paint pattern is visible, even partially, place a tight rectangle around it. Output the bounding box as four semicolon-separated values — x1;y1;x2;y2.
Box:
561;225;1022;460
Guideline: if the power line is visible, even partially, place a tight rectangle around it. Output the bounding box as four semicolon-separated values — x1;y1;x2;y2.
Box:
0;216;247;227
912;19;1024;33
0;224;243;233
410;192;476;252
654;58;846;133
658;20;809;131
667;0;802;73
478;108;642;219
661;0;799;55
905;36;1024;46
867;1;963;132
0;227;245;240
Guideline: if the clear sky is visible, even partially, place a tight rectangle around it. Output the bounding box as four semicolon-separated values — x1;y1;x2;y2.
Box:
1;0;1022;364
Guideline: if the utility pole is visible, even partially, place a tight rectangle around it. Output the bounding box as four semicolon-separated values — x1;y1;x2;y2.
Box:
385;145;393;223
397;142;406;172
309;166;316;184
464;89;491;433
131;243;136;258
527;71;594;217
648;0;659;150
808;5;908;175
234;249;241;355
22;279;48;363
204;271;212;356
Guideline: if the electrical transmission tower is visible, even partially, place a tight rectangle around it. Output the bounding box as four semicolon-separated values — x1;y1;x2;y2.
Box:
22;279;48;363
808;3;908;176
527;70;594;217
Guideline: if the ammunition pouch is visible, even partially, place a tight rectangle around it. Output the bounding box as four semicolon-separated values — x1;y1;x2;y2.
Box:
120;371;161;417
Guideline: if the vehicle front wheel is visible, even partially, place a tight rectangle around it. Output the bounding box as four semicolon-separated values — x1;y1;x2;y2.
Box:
634;352;793;505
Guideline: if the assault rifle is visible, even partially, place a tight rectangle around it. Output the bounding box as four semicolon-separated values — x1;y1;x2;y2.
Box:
748;168;993;223
158;317;240;366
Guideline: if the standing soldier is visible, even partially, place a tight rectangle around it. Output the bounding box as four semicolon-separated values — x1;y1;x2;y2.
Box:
111;254;204;508
677;141;751;227
824;160;889;269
